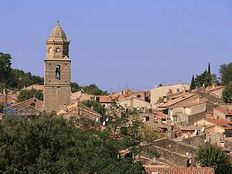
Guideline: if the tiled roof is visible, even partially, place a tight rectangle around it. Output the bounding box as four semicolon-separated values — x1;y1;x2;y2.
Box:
158;93;196;108
206;118;232;126
99;96;112;103
145;166;215;174
170;100;205;109
215;106;232;115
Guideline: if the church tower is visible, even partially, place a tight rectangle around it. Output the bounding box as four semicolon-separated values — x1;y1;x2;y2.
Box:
44;21;71;112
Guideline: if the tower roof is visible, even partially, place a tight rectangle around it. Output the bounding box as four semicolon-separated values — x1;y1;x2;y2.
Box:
48;21;68;41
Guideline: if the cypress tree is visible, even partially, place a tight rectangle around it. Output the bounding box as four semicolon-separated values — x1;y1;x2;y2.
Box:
190;75;196;89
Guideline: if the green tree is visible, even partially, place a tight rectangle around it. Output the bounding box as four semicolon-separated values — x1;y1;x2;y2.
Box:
190;75;196;90
0;52;12;90
83;84;108;95
195;70;212;88
71;82;82;92
17;89;43;102
222;82;232;103
82;100;105;115
0;116;145;174
219;63;232;85
197;143;232;174
208;62;211;75
0;103;3;113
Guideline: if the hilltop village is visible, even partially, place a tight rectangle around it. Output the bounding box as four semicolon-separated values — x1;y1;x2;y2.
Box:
1;22;232;174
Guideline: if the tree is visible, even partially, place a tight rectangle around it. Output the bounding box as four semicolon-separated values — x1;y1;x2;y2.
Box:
194;70;212;88
190;75;196;90
0;103;3;113
17;89;43;102
82;100;105;116
0;116;145;174
222;82;232;103
219;63;232;85
82;84;108;95
0;52;12;90
197;143;232;174
208;62;211;75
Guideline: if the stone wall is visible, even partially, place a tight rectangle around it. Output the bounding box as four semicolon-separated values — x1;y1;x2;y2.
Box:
188;112;206;125
181;134;206;148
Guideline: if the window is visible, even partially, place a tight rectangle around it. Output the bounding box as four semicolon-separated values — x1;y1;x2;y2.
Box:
56;47;60;53
55;65;61;80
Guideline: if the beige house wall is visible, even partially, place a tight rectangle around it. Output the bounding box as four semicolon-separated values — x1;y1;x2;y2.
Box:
170;103;206;122
71;91;96;101
118;98;151;110
150;84;190;107
213;108;225;119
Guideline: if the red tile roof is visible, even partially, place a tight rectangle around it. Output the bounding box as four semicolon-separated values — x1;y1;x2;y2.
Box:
215;107;232;115
99;96;112;103
145;165;215;174
206;118;232;126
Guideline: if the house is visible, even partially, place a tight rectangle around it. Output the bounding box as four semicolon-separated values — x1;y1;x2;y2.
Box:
213;105;232;121
23;84;44;91
118;97;152;112
96;95;113;109
206;85;223;99
71;91;96;102
60;100;101;122
150;83;190;107
145;165;215;174
6;97;43;117
169;100;207;124
194;116;232;137
157;93;206;125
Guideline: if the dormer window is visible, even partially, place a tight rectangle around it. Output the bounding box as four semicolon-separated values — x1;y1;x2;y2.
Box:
55;65;61;80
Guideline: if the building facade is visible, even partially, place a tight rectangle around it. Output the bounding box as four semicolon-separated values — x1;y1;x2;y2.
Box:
44;22;71;112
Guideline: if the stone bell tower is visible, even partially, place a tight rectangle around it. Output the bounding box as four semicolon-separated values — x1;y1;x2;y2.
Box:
44;21;71;112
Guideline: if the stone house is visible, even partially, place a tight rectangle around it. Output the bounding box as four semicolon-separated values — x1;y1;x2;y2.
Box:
118;97;152;112
150;83;190;107
71;91;96;102
6;97;43;117
213;105;232;121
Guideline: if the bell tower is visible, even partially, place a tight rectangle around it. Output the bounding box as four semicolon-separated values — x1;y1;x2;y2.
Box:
44;21;71;112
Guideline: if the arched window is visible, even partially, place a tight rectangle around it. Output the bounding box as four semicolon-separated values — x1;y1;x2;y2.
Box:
55;65;61;80
56;47;61;53
48;47;52;53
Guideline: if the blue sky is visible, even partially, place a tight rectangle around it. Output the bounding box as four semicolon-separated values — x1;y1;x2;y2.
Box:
1;0;232;92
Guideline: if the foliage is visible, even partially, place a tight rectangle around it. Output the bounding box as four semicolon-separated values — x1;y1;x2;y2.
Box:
82;84;108;95
0;116;145;174
71;82;108;95
140;126;164;143
0;53;12;91
17;89;43;102
222;82;232;103
82;100;105;116
197;143;232;174
219;63;232;85
0;103;3;113
194;70;212;88
190;75;196;90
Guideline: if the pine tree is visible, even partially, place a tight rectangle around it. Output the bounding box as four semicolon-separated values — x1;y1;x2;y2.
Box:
190;75;196;89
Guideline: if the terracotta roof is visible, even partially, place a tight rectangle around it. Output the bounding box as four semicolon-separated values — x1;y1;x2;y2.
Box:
170;100;205;109
158;93;196;108
206;118;232;126
153;111;167;119
9;97;43;111
215;107;232;115
145;166;215;174
99;96;112;103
